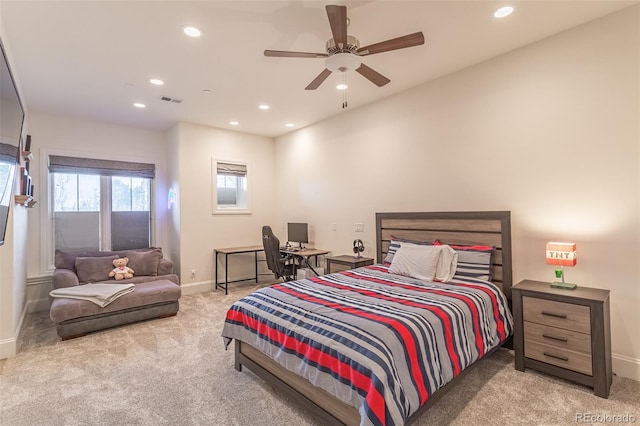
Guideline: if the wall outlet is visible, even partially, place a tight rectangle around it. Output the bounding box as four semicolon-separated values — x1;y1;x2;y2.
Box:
355;223;364;232
332;222;337;231
191;269;196;278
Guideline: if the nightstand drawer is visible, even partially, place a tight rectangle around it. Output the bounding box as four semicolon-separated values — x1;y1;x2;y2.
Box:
524;321;591;354
326;256;374;274
525;340;592;375
523;296;590;334
328;263;351;274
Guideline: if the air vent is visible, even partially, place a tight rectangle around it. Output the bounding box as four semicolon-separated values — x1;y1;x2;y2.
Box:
160;96;183;104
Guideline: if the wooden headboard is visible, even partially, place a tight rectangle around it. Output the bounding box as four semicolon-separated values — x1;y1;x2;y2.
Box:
376;211;513;299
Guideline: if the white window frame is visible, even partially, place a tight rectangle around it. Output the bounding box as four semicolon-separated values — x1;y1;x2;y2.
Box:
212;158;251;215
40;149;157;273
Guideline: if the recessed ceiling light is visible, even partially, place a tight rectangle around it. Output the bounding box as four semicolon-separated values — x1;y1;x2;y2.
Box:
336;84;348;90
182;26;202;37
149;78;164;86
202;89;212;94
229;121;239;126
133;103;146;108
285;123;294;128
494;6;514;18
258;104;270;110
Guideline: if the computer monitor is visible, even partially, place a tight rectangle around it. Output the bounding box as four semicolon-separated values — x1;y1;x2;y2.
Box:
287;222;308;248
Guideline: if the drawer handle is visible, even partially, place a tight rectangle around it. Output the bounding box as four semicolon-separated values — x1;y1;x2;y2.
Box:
541;310;567;319
542;333;568;343
543;351;569;362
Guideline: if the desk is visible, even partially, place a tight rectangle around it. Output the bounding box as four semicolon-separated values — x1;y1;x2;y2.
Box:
280;247;330;278
214;245;263;295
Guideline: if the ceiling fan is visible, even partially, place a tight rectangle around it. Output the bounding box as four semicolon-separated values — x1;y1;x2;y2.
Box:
264;4;425;90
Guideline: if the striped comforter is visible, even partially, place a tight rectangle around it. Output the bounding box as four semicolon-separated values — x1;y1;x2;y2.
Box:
221;265;513;426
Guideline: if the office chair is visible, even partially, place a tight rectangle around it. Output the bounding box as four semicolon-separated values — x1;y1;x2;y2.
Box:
262;225;295;281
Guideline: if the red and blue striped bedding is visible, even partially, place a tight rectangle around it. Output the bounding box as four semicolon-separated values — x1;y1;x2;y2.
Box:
222;264;513;426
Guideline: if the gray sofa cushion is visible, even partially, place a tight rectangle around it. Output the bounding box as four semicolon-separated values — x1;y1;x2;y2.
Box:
56;250;117;272
75;255;118;283
55;247;167;272
125;249;162;276
50;279;182;324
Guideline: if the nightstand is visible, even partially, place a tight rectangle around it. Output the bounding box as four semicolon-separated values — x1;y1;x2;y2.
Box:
326;255;374;274
512;279;612;398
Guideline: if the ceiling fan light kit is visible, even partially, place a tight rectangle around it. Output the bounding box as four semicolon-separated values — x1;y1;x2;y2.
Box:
325;53;361;73
264;4;425;95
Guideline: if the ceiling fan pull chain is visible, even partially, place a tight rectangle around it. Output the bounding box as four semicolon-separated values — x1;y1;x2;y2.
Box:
342;72;348;109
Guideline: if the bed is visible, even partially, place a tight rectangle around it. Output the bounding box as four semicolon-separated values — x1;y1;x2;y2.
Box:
222;211;514;426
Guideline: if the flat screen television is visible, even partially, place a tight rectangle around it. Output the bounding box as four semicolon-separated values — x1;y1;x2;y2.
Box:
0;37;25;246
287;222;308;248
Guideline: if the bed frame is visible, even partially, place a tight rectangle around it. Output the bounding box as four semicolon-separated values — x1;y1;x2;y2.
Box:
234;211;513;425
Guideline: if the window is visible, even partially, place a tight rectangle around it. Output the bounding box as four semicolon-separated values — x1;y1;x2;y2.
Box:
213;160;250;214
48;155;154;254
110;177;151;250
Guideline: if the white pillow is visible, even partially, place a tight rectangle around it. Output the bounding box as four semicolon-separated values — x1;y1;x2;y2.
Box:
389;244;441;281
434;245;458;282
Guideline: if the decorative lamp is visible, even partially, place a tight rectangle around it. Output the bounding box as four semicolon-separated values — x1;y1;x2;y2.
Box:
546;242;577;290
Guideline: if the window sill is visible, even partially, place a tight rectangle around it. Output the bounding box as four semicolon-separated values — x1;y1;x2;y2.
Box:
213;208;252;215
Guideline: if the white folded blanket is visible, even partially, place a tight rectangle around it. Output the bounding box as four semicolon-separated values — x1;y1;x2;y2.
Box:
50;283;135;308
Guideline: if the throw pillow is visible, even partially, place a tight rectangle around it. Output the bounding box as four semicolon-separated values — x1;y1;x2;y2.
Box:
384;237;434;265
434;245;458;282
75;255;119;283
389;244;441;282
125;249;162;276
451;245;495;281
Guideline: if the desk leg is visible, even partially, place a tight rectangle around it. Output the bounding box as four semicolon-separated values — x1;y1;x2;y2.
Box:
224;253;229;295
299;255;320;277
214;252;219;291
254;251;258;283
307;255;323;276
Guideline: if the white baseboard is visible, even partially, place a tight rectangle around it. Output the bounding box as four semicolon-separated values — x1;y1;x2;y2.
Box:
180;280;213;295
0;302;28;359
0;336;17;359
613;353;640;381
26;275;53;287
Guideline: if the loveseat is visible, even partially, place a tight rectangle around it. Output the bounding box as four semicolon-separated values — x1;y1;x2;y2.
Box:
50;247;181;339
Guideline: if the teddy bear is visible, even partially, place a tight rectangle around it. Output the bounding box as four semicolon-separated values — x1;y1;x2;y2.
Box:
109;257;135;280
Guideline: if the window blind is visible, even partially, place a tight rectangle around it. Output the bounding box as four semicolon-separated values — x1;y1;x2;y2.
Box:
48;155;155;179
0;142;19;163
217;162;247;177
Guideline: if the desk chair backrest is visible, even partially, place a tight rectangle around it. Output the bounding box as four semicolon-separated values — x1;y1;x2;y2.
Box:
262;225;287;279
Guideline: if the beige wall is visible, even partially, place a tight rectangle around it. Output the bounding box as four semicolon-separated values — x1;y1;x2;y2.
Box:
275;7;639;379
174;122;276;293
23;111;170;310
0;18;29;358
165;124;181;276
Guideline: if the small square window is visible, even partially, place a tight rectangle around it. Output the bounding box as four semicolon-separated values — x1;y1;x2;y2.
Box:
213;159;250;214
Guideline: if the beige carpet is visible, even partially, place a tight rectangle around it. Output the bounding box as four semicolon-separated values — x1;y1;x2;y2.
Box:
1;282;638;426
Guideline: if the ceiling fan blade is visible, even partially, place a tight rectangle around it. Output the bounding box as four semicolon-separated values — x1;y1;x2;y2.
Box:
326;5;347;49
264;50;328;58
356;64;390;87
357;32;425;56
305;69;332;90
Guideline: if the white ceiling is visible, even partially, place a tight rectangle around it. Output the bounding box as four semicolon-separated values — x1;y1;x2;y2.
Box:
0;0;635;138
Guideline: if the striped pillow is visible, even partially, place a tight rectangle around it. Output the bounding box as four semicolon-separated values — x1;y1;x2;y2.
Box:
384;237;434;265
450;245;495;281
